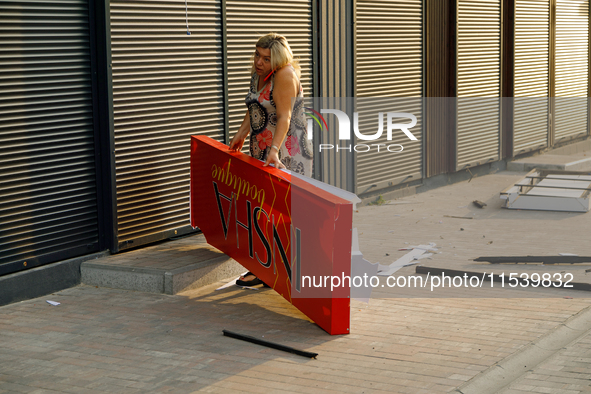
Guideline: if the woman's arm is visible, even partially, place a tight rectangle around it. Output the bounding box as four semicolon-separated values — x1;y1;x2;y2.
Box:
229;110;250;151
263;67;298;169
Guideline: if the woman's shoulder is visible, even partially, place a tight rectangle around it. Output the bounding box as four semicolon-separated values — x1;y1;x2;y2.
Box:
273;65;299;91
275;64;297;81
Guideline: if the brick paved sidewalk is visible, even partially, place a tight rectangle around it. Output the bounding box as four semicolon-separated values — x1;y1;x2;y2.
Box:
1;284;590;393
501;329;591;394
2;170;591;393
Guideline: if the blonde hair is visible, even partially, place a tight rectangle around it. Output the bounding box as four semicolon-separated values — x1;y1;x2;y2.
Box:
250;33;301;78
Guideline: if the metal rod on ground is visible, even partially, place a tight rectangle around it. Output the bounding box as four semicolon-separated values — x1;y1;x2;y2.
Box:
222;330;318;359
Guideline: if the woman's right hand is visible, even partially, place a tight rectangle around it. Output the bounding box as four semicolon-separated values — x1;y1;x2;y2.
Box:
229;131;246;151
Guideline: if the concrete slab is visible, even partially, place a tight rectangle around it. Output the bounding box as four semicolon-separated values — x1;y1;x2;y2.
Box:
81;233;244;295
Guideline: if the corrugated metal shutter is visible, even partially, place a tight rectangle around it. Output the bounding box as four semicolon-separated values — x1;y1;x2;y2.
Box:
456;0;501;170
355;0;423;195
554;0;589;142
0;0;99;274
109;0;224;250
226;0;314;152
513;0;550;155
314;0;354;191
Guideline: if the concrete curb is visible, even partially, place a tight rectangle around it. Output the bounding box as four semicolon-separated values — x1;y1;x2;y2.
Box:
452;304;591;394
0;251;109;307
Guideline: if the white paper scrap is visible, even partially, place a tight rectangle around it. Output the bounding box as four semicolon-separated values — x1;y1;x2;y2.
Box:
215;278;239;291
46;300;60;306
216;272;248;291
377;264;408;276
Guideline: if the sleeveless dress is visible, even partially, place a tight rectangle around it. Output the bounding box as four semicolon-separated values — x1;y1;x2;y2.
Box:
245;68;313;176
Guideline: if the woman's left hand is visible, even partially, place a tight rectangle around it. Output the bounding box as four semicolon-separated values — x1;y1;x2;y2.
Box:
263;148;286;169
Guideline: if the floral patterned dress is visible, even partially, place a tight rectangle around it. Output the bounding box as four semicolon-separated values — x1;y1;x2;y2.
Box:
245;68;313;176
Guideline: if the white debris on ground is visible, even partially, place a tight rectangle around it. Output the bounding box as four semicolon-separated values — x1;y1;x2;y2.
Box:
377;243;439;276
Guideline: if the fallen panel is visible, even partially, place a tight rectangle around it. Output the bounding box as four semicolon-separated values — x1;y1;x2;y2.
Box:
474;256;591;264
415;266;591;292
500;169;591;212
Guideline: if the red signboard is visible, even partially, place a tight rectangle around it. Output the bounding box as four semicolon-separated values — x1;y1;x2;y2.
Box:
190;135;351;335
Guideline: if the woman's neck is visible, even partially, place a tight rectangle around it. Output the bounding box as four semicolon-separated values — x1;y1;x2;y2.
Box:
257;74;269;91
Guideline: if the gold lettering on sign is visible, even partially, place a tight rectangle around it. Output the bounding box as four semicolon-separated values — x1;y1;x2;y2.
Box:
211;159;266;207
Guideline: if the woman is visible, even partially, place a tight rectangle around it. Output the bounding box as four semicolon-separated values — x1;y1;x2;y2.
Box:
229;32;313;286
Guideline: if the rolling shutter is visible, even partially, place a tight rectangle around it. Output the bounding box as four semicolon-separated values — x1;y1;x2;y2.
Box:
0;0;99;274
554;0;589;142
226;0;314;151
355;0;423;195
109;0;225;250
456;0;501;170
513;0;550;155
